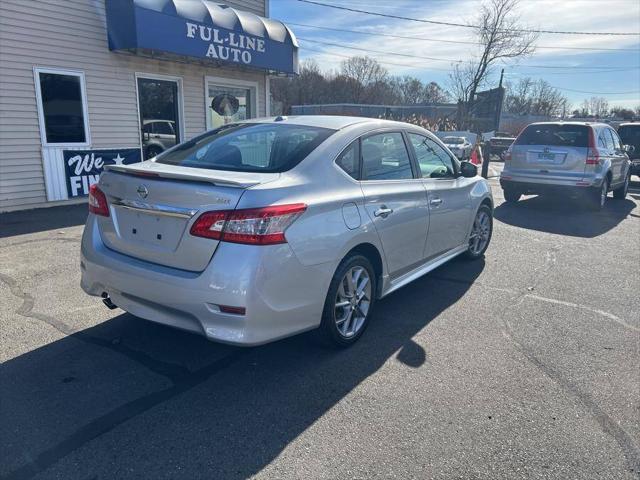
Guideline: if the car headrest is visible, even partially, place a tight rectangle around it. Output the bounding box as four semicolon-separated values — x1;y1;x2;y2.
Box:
362;143;383;168
214;144;243;167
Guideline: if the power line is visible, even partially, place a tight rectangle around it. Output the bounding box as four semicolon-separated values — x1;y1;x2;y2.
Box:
289;21;640;52
296;0;640;36
299;37;640;70
552;86;640;95
299;47;638;77
299;46;453;71
299;47;639;95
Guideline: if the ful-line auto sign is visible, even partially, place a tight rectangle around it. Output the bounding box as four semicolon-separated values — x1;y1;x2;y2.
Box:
186;22;265;65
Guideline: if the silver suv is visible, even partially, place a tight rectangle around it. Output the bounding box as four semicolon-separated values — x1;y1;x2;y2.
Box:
81;116;493;347
500;122;631;210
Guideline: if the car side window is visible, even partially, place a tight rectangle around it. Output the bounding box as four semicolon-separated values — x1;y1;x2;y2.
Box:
609;129;622;151
361;132;414;181
602;129;615;151
408;133;455;178
598;130;608;149
336;141;359;180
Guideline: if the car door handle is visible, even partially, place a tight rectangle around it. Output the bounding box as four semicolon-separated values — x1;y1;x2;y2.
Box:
430;197;443;206
374;207;393;218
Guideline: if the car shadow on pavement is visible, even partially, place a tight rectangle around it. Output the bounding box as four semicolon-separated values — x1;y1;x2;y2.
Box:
0;204;87;238
1;258;484;479
493;195;636;238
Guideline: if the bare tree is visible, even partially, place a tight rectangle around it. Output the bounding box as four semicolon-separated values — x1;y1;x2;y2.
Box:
505;77;568;117
423;82;450;104
340;56;388;103
449;0;538;106
581;96;609;117
391;76;424;104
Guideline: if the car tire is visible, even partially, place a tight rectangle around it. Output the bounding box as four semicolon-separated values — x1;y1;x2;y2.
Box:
463;204;493;260
317;254;376;348
613;172;630;199
588;177;609;211
503;188;521;203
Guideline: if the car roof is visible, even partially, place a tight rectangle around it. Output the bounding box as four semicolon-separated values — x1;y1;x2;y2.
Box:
247;115;408;130
527;121;610;128
619;122;640;127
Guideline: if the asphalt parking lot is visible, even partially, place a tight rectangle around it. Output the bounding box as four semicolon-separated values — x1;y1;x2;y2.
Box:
1;175;639;480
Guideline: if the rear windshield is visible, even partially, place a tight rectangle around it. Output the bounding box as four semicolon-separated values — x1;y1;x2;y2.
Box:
156;123;335;173
515;124;589;148
444;137;463;144
618;125;640;146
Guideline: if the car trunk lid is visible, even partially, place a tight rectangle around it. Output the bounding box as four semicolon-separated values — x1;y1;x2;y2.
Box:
97;162;278;272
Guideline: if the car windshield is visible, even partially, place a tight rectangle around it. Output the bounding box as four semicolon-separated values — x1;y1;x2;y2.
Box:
618;125;640;146
156;123;336;173
515;124;589;147
444;137;464;144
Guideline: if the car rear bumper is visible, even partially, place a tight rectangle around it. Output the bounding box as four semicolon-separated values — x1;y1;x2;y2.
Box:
499;178;596;196
81;215;333;345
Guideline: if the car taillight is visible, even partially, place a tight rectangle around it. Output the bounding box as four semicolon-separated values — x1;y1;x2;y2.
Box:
503;149;512;162
586;128;600;165
88;184;109;217
190;203;307;245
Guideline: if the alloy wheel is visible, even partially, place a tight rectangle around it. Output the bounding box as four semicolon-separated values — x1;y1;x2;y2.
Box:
469;210;491;255
334;266;372;338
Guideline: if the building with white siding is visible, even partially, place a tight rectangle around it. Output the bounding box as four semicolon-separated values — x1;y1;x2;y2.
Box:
0;0;298;212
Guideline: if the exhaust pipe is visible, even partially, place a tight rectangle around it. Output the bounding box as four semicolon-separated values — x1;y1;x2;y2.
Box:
101;292;118;310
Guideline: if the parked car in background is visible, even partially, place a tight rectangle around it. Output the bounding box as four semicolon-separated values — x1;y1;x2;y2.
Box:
141;120;178;158
500;122;631;210
81;116;493;348
617;123;640;176
442;136;472;160
489;131;516;159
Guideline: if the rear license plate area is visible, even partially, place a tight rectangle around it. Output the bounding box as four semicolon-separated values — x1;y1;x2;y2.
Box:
115;207;187;249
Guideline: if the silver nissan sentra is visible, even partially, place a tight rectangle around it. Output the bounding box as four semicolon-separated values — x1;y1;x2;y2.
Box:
81;116;493;347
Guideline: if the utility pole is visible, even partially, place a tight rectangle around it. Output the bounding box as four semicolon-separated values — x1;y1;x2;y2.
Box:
481;68;504;179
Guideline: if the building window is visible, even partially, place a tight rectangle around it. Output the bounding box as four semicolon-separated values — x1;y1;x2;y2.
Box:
206;77;258;130
34;68;90;146
136;75;183;160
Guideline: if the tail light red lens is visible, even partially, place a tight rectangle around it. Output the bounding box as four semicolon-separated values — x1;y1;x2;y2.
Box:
586;128;600;165
190;203;307;245
189;211;227;240
88;184;109;217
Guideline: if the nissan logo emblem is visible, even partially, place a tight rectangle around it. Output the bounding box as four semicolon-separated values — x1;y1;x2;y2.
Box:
136;185;149;199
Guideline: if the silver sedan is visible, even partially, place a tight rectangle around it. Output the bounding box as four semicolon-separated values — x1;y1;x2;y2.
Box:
81;116;493;347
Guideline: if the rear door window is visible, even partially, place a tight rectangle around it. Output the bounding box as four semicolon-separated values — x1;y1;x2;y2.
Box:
609;129;622;151
515;125;589;147
361;132;414;181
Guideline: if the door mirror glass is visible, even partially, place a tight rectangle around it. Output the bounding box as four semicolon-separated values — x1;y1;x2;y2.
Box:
459;161;477;178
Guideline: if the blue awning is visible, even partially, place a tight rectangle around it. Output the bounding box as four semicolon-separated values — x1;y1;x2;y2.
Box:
106;0;299;75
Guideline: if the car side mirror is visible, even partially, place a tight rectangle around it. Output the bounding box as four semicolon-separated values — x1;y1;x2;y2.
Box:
623;144;635;154
459;161;477;178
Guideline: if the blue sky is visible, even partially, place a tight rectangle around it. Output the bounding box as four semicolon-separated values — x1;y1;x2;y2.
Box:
269;0;640;109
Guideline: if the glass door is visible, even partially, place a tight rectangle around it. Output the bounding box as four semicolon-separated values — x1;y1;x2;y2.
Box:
137;77;181;160
207;82;255;130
